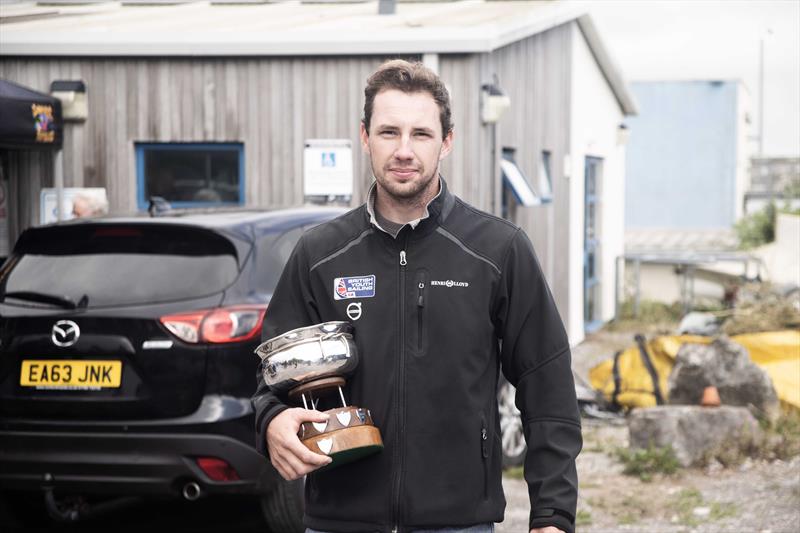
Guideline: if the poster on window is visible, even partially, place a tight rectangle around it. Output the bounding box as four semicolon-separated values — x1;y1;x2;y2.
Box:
40;187;109;225
303;139;353;199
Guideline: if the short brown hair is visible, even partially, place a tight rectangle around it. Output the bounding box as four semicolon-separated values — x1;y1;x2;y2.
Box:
363;59;453;139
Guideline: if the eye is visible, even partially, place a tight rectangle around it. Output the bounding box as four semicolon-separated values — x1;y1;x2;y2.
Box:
379;130;397;137
414;131;433;139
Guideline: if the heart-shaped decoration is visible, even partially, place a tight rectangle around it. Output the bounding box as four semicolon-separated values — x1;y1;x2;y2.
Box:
317;438;333;455
313;421;328;433
336;412;352;427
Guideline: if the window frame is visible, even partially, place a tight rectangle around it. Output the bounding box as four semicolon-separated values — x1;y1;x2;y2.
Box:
135;142;245;211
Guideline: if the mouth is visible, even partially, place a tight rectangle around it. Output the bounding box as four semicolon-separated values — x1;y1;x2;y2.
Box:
388;168;418;178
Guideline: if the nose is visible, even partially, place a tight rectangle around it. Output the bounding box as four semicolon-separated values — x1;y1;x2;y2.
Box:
393;134;414;161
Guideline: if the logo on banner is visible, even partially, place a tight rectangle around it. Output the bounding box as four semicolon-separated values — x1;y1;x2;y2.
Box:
333;275;376;300
31;104;55;143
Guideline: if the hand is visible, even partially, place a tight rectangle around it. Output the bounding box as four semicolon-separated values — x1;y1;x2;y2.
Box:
530;528;565;533
266;408;333;480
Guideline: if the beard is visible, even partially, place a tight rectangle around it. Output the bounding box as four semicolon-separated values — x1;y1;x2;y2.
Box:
370;159;440;208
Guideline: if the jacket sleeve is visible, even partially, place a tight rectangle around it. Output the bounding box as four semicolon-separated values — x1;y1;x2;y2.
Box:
252;235;322;457
494;229;582;533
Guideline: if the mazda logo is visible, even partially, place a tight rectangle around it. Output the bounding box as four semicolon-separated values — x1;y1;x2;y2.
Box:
52;320;80;347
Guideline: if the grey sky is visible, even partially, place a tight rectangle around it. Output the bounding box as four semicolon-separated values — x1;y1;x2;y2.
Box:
573;0;800;156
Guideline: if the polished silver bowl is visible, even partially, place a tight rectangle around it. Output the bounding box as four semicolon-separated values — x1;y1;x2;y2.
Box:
255;321;358;394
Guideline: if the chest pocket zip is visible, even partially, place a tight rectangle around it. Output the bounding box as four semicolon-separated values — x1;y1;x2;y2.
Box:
414;270;427;354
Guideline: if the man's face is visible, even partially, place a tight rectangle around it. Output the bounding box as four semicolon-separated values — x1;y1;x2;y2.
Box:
360;89;453;204
72;197;90;218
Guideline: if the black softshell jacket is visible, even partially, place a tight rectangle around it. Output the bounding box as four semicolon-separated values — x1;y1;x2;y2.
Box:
252;180;582;533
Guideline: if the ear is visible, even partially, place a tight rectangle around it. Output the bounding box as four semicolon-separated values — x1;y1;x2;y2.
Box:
359;121;370;154
439;129;454;161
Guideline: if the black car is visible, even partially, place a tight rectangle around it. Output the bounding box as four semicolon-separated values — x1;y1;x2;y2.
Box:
0;207;345;531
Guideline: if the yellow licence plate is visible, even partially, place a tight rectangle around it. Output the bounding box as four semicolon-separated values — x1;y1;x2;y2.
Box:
20;360;122;389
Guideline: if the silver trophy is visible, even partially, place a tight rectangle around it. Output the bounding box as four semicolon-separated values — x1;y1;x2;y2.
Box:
255;321;383;468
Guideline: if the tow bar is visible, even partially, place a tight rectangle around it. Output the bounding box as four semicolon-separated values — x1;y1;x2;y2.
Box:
41;473;143;523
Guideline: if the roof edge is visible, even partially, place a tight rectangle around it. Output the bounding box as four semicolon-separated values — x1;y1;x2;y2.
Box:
576;14;638;116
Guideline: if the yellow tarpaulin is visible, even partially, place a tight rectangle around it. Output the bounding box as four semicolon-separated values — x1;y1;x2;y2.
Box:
589;330;800;411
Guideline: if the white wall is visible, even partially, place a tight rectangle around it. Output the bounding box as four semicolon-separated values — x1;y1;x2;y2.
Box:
755;213;800;286
624;262;728;304
735;83;753;221
568;24;628;344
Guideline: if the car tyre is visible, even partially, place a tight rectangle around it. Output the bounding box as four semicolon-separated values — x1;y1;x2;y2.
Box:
260;478;304;533
497;377;527;468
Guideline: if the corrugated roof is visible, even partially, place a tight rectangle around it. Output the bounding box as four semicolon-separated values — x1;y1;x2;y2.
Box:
0;0;637;114
626;228;739;254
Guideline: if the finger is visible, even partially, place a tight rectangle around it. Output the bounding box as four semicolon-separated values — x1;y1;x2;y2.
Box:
287;438;333;466
271;456;294;481
293;408;330;423
274;448;305;480
279;447;318;479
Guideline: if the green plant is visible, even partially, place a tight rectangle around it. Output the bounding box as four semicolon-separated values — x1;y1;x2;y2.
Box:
614;495;650;525
615;445;680;482
758;412;800;460
670;488;737;526
504;465;524;480
607;299;684;333
576;509;592;526
735;203;776;249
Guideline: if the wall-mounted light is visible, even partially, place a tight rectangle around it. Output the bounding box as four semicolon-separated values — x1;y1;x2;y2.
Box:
481;82;511;124
50;80;87;122
617;123;630;146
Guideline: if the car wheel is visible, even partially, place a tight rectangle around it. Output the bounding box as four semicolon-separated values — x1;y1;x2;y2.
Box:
260;478;304;533
497;377;527;468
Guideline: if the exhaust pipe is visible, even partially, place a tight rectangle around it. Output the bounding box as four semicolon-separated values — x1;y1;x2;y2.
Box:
181;482;202;501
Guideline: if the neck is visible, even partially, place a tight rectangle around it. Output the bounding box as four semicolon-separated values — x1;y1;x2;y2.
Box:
375;177;440;224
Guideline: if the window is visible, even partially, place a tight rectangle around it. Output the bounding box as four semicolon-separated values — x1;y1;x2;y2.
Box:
136;143;244;210
538;151;554;200
500;148;552;207
3;224;239;308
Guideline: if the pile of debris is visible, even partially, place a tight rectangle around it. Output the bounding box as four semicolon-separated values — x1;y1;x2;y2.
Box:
588;280;800;469
720;283;800;335
629;336;780;467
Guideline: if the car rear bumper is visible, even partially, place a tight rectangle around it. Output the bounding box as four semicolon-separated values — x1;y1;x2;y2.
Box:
0;395;279;498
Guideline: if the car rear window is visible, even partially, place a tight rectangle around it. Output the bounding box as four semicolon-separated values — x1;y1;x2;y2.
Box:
0;224;240;308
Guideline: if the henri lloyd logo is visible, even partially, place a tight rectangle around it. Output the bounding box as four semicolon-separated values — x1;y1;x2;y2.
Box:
431;279;469;288
52;320;80;347
333;275;376;300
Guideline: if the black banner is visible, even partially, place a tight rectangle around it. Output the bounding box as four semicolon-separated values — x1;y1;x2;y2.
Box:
0;79;63;150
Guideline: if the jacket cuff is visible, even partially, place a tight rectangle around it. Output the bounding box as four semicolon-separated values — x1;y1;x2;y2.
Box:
529;508;574;533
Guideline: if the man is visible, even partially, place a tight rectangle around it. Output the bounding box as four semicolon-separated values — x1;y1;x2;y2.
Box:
71;193;108;219
253;60;581;533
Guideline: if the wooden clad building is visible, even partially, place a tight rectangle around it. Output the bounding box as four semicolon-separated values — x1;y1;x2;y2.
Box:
0;0;636;343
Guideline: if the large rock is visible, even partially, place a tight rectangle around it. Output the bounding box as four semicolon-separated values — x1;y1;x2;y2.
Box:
628;405;763;467
668;336;780;420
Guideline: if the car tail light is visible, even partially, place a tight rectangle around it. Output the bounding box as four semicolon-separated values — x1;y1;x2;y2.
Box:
160;306;266;344
195;457;240;482
161;311;205;343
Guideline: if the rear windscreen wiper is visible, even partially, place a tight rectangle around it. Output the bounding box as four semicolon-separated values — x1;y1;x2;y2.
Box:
0;291;88;309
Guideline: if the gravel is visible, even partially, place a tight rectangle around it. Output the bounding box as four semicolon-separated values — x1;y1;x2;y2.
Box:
496;329;800;533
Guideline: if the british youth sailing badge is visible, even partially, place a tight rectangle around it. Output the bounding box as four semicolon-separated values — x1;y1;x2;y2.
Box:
333;275;376;300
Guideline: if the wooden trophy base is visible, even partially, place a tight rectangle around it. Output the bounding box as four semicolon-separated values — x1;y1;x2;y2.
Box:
300;406;383;470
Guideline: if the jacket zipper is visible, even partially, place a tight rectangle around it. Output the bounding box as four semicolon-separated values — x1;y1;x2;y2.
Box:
393;240;408;532
416;276;425;351
481;414;490;500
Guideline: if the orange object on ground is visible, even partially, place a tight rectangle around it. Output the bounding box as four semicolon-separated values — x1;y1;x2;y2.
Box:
701;385;721;407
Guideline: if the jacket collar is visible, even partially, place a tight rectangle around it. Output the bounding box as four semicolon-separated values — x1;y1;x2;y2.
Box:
365;176;454;238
